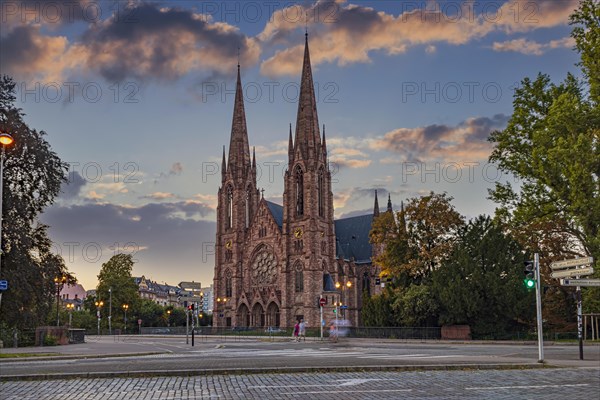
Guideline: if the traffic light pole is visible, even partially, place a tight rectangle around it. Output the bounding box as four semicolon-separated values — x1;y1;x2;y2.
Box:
534;253;544;363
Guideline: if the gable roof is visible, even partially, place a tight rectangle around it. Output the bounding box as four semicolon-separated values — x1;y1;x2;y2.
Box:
334;214;374;263
266;201;284;229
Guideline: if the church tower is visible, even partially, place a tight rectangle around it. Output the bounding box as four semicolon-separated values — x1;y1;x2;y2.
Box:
282;33;336;325
214;63;260;327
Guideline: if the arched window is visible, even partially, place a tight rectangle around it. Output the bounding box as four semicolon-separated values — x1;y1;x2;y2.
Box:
226;185;233;229
295;264;304;292
318;166;324;217
245;187;251;228
295;165;304;217
225;270;232;297
362;272;371;297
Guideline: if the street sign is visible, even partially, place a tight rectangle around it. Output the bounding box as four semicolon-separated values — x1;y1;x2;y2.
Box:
0;280;7;291
550;257;594;270
551;266;594;279
561;278;600;287
137;319;142;325
375;278;381;285
319;298;326;307
340;305;348;309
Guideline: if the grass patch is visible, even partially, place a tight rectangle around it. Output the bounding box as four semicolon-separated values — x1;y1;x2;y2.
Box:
0;353;59;358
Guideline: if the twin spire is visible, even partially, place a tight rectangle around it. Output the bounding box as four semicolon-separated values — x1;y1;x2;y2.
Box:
225;33;324;181
226;62;251;181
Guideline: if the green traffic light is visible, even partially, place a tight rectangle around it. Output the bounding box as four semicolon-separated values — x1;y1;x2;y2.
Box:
524;278;535;289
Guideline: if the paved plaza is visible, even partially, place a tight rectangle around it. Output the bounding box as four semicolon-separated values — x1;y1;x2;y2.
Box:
2;368;599;399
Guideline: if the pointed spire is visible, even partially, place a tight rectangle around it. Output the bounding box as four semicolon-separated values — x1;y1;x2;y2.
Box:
288;123;294;160
322;124;327;155
399;201;407;234
252;146;256;170
228;63;251;180
387;193;393;213
221;145;227;181
373;190;380;217
294;33;321;161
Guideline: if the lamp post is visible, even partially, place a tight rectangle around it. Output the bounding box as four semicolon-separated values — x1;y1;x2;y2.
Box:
95;300;104;335
0;133;14;312
54;275;67;326
122;304;129;334
108;287;112;335
66;303;74;327
335;280;352;319
166;309;171;327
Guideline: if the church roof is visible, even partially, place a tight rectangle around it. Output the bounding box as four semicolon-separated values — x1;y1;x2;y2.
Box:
263;200;374;263
265;201;284;229
334;214;374;263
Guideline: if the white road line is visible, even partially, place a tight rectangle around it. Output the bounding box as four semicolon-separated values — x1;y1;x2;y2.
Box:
281;389;412;395
466;384;590;390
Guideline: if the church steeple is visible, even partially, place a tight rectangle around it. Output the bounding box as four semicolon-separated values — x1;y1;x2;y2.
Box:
373;190;380;217
221;145;227;181
228;64;251;180
387;194;393;213
293;32;321;162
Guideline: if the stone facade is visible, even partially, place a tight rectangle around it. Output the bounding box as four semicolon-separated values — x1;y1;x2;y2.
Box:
213;35;384;329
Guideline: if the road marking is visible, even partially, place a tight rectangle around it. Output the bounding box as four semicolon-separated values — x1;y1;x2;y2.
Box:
466;384;590;390
281;389;412;395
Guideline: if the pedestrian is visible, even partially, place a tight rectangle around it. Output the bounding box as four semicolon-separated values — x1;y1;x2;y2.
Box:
329;323;337;342
293;321;300;342
299;319;306;342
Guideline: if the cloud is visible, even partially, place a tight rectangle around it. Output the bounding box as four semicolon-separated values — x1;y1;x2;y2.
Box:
141;192;176;200
2;2;260;82
41;200;216;289
60;171;87;199
492;36;575;55
370;114;510;163
259;1;577;76
330;158;372;169
170;162;183;175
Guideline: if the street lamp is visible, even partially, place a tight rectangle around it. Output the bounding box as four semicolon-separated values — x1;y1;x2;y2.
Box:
66;303;75;327
95;300;104;335
122;304;129;334
0;132;15;311
335;280;353;319
54;275;67;326
166;309;171;327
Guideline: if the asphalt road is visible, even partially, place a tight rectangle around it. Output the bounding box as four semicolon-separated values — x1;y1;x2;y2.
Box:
1;335;599;378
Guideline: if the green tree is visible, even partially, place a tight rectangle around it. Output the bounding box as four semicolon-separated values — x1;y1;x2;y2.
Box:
96;254;140;321
404;192;464;282
390;284;438;327
0;76;69;330
432;216;534;337
361;291;394;327
489;0;600;313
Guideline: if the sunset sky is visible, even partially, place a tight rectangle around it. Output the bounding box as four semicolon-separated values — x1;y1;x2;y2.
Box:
0;0;582;291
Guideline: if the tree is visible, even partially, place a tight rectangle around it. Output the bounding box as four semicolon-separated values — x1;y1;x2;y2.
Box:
403;192;464;282
0;76;69;330
95;254;140;320
432;216;534;337
489;0;600;313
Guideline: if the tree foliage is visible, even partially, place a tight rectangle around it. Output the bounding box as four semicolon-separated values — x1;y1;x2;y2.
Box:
0;76;69;330
95;254;140;315
432;216;533;336
489;0;600;312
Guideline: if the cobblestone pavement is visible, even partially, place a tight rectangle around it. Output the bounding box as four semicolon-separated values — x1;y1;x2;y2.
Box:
1;367;599;399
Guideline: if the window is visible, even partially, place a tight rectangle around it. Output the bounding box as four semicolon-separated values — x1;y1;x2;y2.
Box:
318;167;324;217
225;250;232;262
295;165;304;217
295;264;304;292
362;272;371;297
245;187;251;228
225;270;232;297
226;185;233;229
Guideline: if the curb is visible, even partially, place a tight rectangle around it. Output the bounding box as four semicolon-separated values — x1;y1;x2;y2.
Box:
0;351;166;363
0;363;552;382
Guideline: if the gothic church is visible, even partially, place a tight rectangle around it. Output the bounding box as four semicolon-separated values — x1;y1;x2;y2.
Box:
213;35;388;328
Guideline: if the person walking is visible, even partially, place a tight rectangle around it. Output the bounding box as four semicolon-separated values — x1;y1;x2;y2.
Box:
293;321;300;342
299;319;306;342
